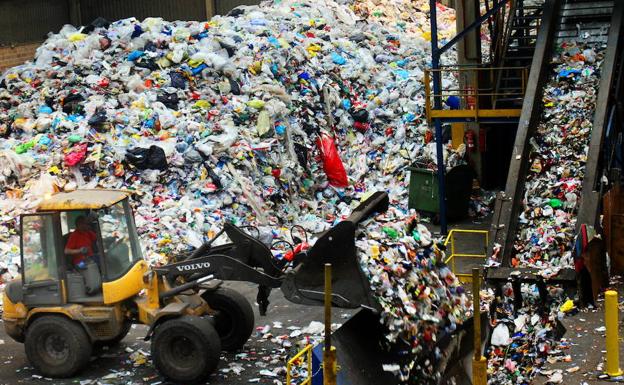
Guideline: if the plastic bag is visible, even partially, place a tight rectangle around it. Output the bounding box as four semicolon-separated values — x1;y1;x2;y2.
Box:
491;323;511;346
64;143;88;167
28;173;59;197
316;133;348;187
125;145;168;170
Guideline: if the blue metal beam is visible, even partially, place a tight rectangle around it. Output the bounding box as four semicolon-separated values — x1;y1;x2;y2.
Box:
428;0;511;235
430;0;448;235
437;0;511;56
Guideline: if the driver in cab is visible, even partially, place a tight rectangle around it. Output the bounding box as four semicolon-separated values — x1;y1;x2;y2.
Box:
64;216;97;269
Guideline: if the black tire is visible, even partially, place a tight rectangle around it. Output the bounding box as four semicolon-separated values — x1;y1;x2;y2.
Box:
97;320;132;347
25;316;92;378
202;287;254;351
151;316;221;384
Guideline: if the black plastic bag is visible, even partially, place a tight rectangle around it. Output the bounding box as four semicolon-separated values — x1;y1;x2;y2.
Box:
227;8;245;17
294;142;309;168
229;78;241;95
170;72;187;89
88;109;107;131
157;92;179;110
219;41;236;57
62;93;84;114
135;58;159;71
350;108;369;123
125;145;168;170
82;17;110;34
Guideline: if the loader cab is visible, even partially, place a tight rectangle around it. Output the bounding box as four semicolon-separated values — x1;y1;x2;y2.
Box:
17;190;144;307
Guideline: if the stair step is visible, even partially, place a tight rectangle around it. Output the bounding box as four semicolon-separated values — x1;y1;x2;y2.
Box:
497;81;522;88
504;55;534;60
514;15;542;20
495;98;524;103
511;25;540;30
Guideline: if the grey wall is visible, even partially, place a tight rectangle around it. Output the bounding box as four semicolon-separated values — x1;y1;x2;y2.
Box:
215;0;261;15
79;0;208;25
0;0;261;45
0;0;70;45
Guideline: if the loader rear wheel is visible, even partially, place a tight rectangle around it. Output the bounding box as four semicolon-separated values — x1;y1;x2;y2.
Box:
202;287;254;351
25;316;92;378
151;316;221;384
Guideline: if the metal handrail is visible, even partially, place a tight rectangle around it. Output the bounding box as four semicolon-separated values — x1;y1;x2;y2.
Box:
444;229;488;283
286;344;313;385
428;66;529;71
424;66;528;122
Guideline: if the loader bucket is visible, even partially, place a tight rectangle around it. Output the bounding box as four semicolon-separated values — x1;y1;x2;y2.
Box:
281;191;389;309
313;308;490;385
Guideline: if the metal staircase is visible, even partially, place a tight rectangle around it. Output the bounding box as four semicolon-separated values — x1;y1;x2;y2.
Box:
494;2;544;109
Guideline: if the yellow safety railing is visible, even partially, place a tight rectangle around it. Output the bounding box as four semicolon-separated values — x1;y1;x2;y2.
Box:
444;229;488;283
286;344;313;385
424;66;528;122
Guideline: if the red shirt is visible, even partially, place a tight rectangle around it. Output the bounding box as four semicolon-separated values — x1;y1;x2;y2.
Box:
66;230;96;265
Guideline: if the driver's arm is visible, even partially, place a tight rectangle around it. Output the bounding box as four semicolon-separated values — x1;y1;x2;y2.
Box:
65;232;89;256
65;246;88;255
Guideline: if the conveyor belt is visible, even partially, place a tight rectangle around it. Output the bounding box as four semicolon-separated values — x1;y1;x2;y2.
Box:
487;0;624;286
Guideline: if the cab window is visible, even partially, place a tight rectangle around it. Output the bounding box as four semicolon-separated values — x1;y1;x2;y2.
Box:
99;200;142;280
21;214;59;284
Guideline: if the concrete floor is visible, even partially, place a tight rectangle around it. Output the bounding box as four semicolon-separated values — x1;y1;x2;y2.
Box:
0;281;355;385
534;290;624;385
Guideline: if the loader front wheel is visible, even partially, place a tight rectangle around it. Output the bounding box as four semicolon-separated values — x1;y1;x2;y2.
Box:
25;316;92;378
202;287;254;351
151;316;221;384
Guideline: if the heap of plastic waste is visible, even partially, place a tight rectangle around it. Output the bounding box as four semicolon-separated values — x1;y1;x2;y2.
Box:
0;0;470;383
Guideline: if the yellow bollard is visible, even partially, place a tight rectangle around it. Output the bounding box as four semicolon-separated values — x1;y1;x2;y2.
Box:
323;346;337;385
472;268;487;385
323;263;337;385
605;290;623;377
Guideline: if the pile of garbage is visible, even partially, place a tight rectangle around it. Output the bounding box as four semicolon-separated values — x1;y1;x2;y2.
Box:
0;0;458;272
511;40;604;273
0;0;472;383
356;206;469;383
485;283;566;385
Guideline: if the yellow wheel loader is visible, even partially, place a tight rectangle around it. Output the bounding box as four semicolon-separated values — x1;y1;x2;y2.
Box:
1;189;256;384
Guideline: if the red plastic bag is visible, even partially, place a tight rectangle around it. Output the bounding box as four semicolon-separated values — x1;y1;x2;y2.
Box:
64;143;88;167
316;133;348;187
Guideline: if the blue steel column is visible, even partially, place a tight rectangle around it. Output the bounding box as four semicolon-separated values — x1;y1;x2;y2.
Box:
430;0;448;235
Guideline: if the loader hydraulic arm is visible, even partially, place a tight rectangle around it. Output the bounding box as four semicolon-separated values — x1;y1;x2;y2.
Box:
153;254;282;288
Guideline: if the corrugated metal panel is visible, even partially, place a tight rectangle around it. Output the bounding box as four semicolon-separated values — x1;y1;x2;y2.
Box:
215;0;261;15
0;0;69;45
80;0;208;24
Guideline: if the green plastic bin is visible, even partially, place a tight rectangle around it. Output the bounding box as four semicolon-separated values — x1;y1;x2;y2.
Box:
408;165;474;220
408;167;440;213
